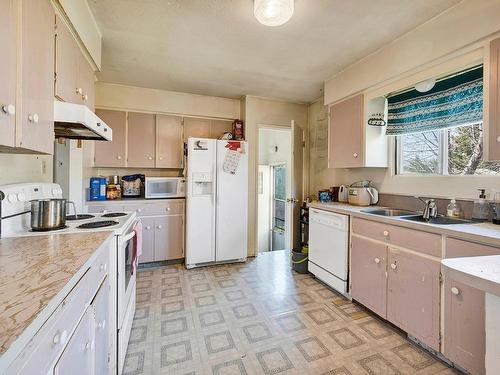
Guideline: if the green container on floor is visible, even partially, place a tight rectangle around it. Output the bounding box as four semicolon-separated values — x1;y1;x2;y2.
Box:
291;250;308;274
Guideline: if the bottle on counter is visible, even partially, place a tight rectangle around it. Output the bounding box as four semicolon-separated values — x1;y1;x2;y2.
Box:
472;189;490;222
446;199;461;218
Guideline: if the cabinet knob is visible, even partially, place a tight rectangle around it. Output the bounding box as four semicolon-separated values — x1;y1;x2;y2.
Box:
497;136;500;143
148;156;153;160
157;225;163;229
117;156;122;160
76;87;83;95
137;208;142;213
451;287;460;295
98;320;106;330
28;113;39;123
390;262;397;270
53;330;68;346
99;263;107;272
84;340;95;351
383;230;389;237
374;257;381;264
159;156;164;160
146;225;152;230
1;104;15;116
82;94;88;101
353;153;358;158
166;207;171;211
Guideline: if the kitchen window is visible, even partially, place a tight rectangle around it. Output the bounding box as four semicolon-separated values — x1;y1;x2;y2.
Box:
389;65;500;175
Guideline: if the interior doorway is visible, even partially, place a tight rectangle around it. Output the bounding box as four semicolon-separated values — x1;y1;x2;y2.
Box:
257;127;292;253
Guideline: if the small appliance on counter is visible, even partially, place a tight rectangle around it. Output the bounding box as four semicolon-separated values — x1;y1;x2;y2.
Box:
121;174;144;198
347;180;379;206
318;189;332;202
145;177;185;199
90;177;107;201
338;185;349;202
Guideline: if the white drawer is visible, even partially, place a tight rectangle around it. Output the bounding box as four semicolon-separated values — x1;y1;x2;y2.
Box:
8;270;92;374
88;241;111;289
123;200;184;216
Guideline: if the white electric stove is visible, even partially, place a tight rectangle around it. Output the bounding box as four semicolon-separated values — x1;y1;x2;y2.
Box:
0;182;139;374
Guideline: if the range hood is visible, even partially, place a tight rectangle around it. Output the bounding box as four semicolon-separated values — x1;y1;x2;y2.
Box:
54;101;112;141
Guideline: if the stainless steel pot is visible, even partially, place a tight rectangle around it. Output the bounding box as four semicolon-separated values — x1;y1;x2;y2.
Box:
30;199;76;231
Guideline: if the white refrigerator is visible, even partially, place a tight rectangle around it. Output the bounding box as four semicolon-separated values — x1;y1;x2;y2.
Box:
186;138;248;268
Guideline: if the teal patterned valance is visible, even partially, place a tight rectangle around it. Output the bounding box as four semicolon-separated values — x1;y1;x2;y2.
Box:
386;67;483;136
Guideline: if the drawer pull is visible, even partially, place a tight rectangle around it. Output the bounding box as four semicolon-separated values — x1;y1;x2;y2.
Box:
84;340;95;351
146;226;152;230
157;225;163;229
28;113;39;123
383;230;389;237
76;87;83;95
1;104;15;116
451;287;460;295
98;320;106;330
137;208;142;213
374;257;381;264
99;263;107;272
166;207;171;211
53;330;68;346
390;262;397;270
353;153;358;158
148;156;153;160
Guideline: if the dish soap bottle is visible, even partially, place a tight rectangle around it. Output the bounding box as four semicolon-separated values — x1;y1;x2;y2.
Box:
472;189;490;222
446;199;461;218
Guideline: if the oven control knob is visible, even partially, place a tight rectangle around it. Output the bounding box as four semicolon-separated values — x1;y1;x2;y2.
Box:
17;193;26;202
8;194;18;203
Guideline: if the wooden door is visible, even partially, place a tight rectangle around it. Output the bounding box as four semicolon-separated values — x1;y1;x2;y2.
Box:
20;0;55;154
0;0;17;148
93;279;110;375
328;94;364;168
55;15;79;104
351;236;387;318
78;54;95;110
210;119;233;139
139;217;155;263
488;37;500;161
156;114;183;168
387;248;440;350
443;277;485;375
94;109;127;167
54;308;95;375
154;215;184;261
127;112;156;168
183;117;211;141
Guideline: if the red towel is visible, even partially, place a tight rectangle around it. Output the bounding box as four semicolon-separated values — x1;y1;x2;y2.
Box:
131;220;142;275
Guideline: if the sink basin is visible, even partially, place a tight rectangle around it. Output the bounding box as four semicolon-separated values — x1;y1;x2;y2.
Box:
401;215;475;225
360;208;417;217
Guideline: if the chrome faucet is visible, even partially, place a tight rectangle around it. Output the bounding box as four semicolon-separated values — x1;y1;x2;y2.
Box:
416;197;438;221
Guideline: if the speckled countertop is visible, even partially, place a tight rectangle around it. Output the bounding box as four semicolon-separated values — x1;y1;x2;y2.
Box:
308;202;500;247
0;231;113;357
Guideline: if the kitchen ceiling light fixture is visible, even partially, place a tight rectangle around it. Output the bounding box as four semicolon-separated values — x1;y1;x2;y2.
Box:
254;0;294;27
415;78;436;93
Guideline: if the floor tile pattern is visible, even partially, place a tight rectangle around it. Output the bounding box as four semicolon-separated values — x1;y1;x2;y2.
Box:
125;250;460;374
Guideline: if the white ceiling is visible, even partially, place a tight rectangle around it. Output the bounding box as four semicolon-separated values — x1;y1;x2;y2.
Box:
88;0;461;103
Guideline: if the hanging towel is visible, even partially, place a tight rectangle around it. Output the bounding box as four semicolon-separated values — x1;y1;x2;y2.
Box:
131;220;142;275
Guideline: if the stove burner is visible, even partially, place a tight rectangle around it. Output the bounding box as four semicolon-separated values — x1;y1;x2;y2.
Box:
102;212;127;218
66;214;95;221
77;220;119;229
30;225;68;232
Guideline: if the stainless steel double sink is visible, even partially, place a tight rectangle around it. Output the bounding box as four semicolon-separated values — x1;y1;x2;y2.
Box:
360;208;474;225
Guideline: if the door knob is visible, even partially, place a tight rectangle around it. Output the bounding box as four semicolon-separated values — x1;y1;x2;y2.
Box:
1;104;15;116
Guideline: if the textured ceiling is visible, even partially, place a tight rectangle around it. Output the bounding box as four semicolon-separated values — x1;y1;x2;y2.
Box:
88;0;461;102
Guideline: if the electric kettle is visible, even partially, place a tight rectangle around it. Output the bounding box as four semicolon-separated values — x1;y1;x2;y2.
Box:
347;181;379;206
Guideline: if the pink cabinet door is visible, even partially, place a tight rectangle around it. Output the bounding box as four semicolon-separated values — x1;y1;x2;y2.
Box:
210;119;233;139
351;236;387;318
78;54;95;110
55;14;79;104
387;248;440;350
183;117;211;141
156;114;183;168
94;109;127;167
0;0;16;148
328;94;364;168
488;37;500;161
139;217;155;263
20;0;55;154
443;277;485;375
127;112;156;168
154;215;184;261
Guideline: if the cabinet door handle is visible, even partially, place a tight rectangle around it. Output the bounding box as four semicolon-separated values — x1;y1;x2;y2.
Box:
76;87;83;95
28;113;39;123
82;94;88;101
148;156;153;160
99;263;107;272
166;207;171;211
53;330;68;346
159;156;164;160
497;136;500;143
1;104;15;116
146;226;152;230
117;155;122;160
374;257;381;264
383;230;389;237
390;262;397;270
157;225;163;229
98;320;106;330
451;287;460;295
137;208;142;213
353;153;358;158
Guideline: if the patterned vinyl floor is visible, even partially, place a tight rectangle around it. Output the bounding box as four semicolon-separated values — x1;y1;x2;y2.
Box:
124;250;461;375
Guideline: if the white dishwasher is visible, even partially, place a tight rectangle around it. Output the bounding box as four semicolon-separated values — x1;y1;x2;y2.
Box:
309;208;349;295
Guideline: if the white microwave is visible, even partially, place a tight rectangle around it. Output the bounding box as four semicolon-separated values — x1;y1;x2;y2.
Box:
144;177;185;199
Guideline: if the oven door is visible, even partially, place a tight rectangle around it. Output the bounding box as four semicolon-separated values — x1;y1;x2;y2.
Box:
145;178;181;198
118;220;140;328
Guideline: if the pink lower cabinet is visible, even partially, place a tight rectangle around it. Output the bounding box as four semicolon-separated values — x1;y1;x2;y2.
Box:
154;215;184;261
443;277;485;375
350;235;387;318
140;217;155;263
387;248;441;350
